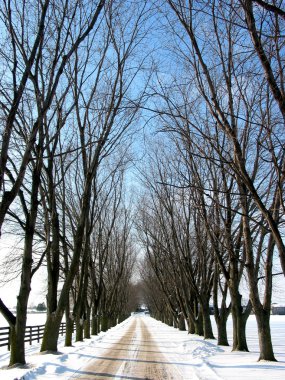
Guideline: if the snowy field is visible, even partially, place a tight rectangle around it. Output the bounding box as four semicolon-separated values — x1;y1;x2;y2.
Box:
0;313;284;379
0;312;67;327
0;312;50;327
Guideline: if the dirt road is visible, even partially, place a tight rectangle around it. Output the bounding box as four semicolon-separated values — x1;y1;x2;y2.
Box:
71;316;186;379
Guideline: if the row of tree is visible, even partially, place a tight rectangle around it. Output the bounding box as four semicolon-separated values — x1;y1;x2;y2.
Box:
0;0;284;367
0;0;150;366
135;0;285;363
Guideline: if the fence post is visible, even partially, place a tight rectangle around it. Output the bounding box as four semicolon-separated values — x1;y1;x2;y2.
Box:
8;327;10;351
37;326;40;343
30;326;32;345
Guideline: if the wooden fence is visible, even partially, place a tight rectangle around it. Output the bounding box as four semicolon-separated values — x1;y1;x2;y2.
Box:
0;323;66;350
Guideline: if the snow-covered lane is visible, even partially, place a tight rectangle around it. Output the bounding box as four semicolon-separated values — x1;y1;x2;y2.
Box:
71;315;186;379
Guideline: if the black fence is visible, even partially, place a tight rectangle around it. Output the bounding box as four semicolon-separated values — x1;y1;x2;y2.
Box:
0;323;66;350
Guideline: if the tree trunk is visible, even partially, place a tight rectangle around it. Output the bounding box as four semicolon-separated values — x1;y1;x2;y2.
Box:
187;316;195;334
9;323;27;366
194;310;204;336
91;310;99;335
213;262;230;346
231;296;250;352
167;317;173;326
65;312;74;347
40;195;91;352
239;185;277;361
216;314;229;346
178;313;186;331
229;269;250;351
255;309;276;361
75;316;84;342
8;154;43;365
110;316;117;328
100;314;109;332
201;301;215;339
118;314;125;324
84;307;91;339
41;313;63;352
9;256;32;366
236;311;248;351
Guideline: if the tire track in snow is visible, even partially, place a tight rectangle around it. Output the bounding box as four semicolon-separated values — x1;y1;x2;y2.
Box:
71;316;184;379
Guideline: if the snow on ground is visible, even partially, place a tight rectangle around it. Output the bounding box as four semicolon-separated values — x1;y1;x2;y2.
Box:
0;312;64;326
0;314;284;380
148;315;285;380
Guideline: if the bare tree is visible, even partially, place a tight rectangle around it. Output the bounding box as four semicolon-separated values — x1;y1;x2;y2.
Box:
40;0;151;352
136;0;281;361
0;0;106;238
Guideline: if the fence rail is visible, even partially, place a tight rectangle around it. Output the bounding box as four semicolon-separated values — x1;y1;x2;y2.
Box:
0;323;66;350
0;326;9;349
